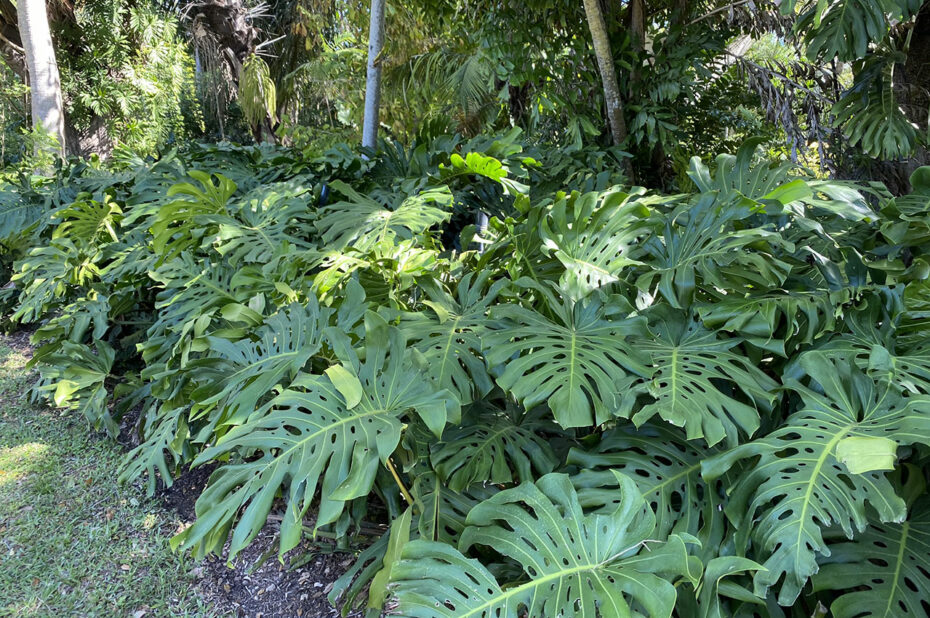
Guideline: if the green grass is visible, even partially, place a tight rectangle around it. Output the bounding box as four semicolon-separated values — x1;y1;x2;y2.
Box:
0;340;213;617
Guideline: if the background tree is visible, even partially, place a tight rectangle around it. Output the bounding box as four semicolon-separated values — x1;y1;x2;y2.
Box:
583;0;628;148
362;0;386;149
17;0;65;157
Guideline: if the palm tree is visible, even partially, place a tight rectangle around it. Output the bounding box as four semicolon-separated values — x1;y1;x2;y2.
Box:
17;0;64;157
362;0;386;149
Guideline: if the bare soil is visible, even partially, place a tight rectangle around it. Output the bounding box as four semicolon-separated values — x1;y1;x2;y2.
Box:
160;465;364;618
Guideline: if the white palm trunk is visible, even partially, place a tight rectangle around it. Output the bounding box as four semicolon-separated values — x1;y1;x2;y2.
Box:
361;0;386;150
18;0;65;157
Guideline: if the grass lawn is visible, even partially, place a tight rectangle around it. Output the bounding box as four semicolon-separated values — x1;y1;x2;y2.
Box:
0;338;213;617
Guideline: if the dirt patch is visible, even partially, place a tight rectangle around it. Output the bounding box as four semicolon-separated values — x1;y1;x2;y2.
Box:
193;527;363;618
159;462;218;520
160;444;367;617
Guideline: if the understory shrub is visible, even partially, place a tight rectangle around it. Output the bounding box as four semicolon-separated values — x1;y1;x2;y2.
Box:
3;134;930;617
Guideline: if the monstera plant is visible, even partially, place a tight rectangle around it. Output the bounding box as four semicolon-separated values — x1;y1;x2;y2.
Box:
4;138;930;617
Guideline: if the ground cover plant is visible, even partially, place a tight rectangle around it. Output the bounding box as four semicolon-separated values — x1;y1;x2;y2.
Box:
3;134;930;617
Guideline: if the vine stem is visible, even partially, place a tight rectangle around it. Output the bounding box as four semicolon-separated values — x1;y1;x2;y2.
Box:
385;457;415;506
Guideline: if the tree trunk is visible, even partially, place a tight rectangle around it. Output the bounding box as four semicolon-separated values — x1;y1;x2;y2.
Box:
362;0;386;150
17;0;64;157
582;0;628;147
629;0;645;89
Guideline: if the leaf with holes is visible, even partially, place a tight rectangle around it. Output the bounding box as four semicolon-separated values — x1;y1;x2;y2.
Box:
703;353;930;604
172;315;459;560
569;422;720;544
430;403;558;492
631;308;778;447
398;272;506;404
390;473;700;617
188;302;330;426
814;497;930;618
317;181;453;251
483;284;649;428
539;187;653;300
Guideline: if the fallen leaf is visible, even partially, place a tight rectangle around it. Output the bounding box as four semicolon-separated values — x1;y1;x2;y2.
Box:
120;564;130;571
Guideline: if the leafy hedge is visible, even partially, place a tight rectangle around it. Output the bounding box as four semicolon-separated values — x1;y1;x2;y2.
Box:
3;135;930;617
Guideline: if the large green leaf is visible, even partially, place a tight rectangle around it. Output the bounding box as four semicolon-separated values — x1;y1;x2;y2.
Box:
631;309;778;447
34;340;116;435
390;473;700;617
832;54;919;159
696;291;840;357
703;353;930;604
483;285;649;428
636;194;793;308
52;194;122;245
11;239;100;323
430;403;558;492
410;470;495;544
569;423;718;541
208;180;315;265
794;0;913;62
539;187;653;300
317;181;453;251
172;315;459;559
188;302;330;426
398;272;506;404
813;497;930;618
687;138;799;201
151;171;237;259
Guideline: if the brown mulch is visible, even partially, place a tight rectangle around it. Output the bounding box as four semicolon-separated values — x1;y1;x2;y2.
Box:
160;466;365;617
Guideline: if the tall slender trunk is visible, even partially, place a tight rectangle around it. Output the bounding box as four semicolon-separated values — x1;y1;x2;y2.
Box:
582;0;628;147
18;0;64;157
362;0;386;150
629;0;645;89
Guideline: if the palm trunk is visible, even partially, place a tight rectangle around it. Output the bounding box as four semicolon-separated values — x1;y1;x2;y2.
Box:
362;0;386;150
583;0;628;147
18;0;64;157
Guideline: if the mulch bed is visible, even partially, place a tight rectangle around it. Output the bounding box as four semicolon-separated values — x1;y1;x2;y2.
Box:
159;465;365;618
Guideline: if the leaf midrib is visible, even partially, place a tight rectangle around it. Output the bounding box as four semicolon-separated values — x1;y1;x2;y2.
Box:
883;520;910;618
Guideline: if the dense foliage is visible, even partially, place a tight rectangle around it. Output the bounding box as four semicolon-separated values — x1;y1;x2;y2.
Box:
3;134;930;616
3;0;927;182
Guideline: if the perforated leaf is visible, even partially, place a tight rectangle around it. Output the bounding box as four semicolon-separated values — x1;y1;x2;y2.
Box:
411;471;496;544
703;353;930;604
390;473;700;617
317;181;453;251
539;187;652;300
172;316;459;560
697;291;839;356
637;194;793;308
430;403;558;492
569;423;718;540
188;302;330;426
813;498;930;618
151;171;237;259
631;309;778;447
483;286;648;428
398;272;506;404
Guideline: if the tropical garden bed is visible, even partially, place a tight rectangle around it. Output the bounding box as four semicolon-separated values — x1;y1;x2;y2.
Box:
2;135;930;616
